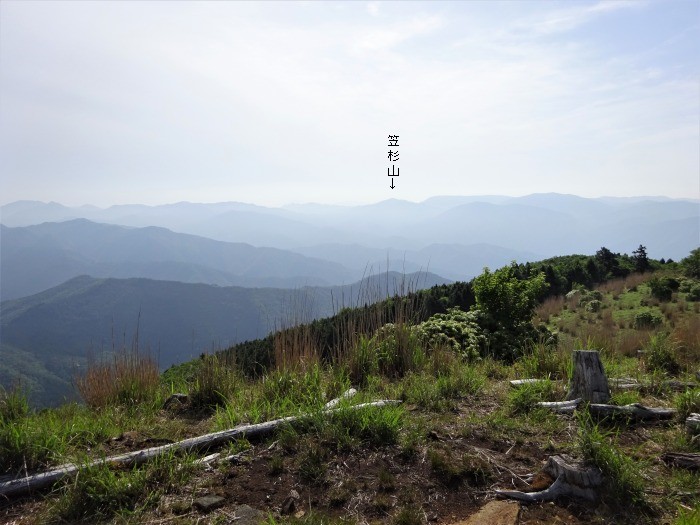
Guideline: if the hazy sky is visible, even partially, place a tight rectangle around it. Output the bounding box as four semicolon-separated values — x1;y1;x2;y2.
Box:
1;1;698;207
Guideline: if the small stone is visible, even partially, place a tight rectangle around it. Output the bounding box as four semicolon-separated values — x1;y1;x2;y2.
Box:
193;495;225;512
234;504;264;525
295;510;306;519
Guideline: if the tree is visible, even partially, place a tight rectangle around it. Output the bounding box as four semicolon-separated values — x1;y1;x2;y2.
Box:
595;247;620;277
472;263;548;329
681;248;700;279
632;244;650;273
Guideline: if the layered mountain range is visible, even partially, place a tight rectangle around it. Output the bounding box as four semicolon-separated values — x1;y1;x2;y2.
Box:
1;193;697;406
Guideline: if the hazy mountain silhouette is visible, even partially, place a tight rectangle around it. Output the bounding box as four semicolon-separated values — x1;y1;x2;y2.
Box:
2;194;695;261
0;220;356;300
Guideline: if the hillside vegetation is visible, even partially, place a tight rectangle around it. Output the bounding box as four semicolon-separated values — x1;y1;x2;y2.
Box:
1;248;699;524
0;271;449;407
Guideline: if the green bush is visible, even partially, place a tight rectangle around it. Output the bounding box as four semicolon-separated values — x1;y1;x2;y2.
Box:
688;284;700;302
414;308;484;360
634;311;663;329
649;277;677;302
585;299;602;312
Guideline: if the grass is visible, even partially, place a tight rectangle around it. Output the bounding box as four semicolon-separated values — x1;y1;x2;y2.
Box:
507;378;559;414
3;267;699;525
47;450;197;522
427;446;492;487
75;341;160;409
577;411;648;508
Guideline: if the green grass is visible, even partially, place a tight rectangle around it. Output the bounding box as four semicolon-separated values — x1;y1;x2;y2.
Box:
577;411;648;508
4;265;699;525
47;450;197;522
507;378;559;414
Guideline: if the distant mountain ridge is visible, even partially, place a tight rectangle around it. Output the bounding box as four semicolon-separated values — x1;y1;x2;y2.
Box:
2;194;697;260
0;271;450;407
0;220;358;301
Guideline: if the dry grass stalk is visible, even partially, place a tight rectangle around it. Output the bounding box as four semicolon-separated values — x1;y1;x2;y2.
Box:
75;342;159;408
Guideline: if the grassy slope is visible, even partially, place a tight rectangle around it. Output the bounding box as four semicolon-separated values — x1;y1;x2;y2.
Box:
1;269;699;525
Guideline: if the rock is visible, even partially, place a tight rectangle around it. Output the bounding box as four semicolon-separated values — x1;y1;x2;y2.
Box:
163;393;188;409
453;501;520;525
234;504;264;525
193;495;225;512
281;489;301;515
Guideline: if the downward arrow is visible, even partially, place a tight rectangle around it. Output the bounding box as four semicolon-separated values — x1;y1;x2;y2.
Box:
390;177;395;189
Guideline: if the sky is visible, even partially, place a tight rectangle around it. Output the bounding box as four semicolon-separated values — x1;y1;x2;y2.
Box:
0;0;698;207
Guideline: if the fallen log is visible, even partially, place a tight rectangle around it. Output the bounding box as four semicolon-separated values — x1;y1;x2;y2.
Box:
509;379;552;388
686;413;700;433
537;399;674;421
536;399;581;414
324;388;357;409
588;403;675;421
661;452;700;471
495;455;602;502
0;398;401;499
608;378;641;391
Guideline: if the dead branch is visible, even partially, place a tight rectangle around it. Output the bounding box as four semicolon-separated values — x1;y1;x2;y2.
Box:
0;397;400;499
661;452;700;471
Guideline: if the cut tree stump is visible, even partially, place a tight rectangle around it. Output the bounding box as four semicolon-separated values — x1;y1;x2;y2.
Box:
687;413;700;433
0;395;400;499
661;452;700;471
566;350;610;403
495;455;602;502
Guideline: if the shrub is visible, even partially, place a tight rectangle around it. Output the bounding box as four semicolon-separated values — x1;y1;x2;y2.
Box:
649;277;677;302
414;308;484;361
634;311;663;329
585;299;602;312
688;284;700;302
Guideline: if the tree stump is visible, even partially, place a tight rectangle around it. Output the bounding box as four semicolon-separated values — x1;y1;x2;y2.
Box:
566;350;610;404
495;455;602;502
686;413;700;434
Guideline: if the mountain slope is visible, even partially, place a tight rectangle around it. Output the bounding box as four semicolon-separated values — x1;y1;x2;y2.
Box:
0;220;356;300
0;271;450;406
